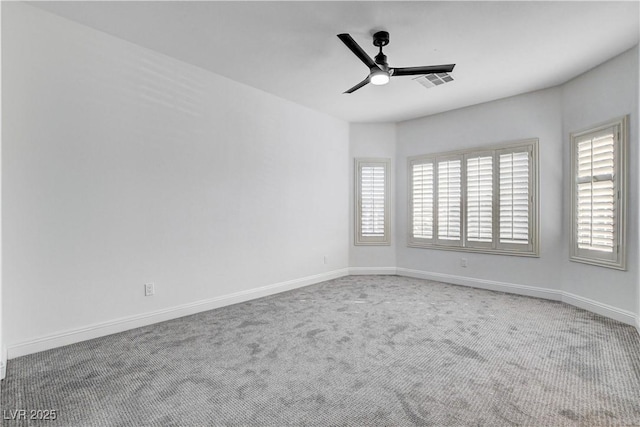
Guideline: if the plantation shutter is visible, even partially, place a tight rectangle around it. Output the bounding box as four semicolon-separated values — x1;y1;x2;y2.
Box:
361;165;386;236
407;138;538;255
437;156;462;246
466;154;493;248
497;147;532;251
574;127;617;260
411;160;435;241
570;117;626;269
355;159;390;245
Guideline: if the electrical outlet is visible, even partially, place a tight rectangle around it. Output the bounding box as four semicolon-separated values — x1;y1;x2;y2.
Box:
460;258;468;268
144;283;155;296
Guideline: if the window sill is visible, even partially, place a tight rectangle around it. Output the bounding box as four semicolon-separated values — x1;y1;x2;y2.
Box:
355;241;391;246
408;242;539;257
569;255;626;271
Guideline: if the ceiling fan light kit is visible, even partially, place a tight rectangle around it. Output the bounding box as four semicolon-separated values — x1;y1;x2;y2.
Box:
370;69;390;85
337;30;456;94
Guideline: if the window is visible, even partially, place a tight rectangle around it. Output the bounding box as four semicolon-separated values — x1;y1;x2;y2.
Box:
437;156;462;246
496;146;534;253
570;116;627;270
355;158;390;245
465;152;493;249
408;139;538;256
411;161;434;240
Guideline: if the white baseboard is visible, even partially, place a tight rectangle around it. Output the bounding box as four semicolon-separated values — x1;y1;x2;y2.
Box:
348;267;397;275
396;268;638;327
396;268;562;301
7;268;349;360
635;315;640;336
561;291;637;326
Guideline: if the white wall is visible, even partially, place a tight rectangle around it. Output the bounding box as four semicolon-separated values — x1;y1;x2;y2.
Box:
396;88;564;292
349;123;397;271
2;3;349;356
561;48;639;314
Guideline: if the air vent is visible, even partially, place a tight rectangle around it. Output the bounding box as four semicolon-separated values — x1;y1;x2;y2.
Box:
413;72;454;89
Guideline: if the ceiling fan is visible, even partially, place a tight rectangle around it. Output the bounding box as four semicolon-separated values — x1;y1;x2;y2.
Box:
337;31;456;94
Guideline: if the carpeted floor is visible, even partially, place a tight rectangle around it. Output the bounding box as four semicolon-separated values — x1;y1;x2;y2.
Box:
2;275;640;426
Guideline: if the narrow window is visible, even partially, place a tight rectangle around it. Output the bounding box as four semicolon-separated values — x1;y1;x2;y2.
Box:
571;117;627;269
497;147;532;251
437;157;462;246
411;160;434;241
355;158;390;245
466;153;493;248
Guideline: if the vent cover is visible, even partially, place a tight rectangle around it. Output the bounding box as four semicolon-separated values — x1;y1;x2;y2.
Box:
413;72;454;89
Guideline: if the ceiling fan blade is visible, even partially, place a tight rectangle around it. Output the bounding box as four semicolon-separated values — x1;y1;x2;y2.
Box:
337;33;378;70
344;77;370;94
391;64;456;76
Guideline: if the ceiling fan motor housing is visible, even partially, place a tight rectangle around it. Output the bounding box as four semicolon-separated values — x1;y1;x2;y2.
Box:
375;52;389;70
372;31;389;47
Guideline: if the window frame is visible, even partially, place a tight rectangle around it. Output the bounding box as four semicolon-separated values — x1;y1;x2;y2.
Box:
355;158;391;246
569;116;627;270
408;139;539;257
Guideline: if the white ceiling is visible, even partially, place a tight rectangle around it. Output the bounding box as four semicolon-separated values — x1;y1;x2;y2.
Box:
32;1;640;123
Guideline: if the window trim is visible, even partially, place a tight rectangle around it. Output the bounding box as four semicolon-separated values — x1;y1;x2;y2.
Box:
355;158;391;246
569;116;627;270
408;138;539;257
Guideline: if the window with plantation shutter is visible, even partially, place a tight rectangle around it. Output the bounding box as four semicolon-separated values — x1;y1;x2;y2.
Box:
571;117;627;270
576;132;614;251
408;139;538;256
437;157;462;245
355;158;390;245
411;161;434;241
497;147;533;251
466;154;493;248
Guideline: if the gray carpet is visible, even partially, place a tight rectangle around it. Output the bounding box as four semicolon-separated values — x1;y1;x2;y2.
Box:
2;275;640;426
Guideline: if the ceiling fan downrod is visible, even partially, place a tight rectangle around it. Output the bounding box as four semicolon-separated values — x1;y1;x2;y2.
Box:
373;31;389;71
